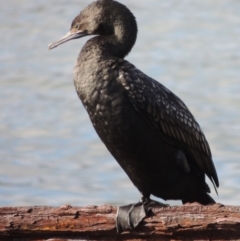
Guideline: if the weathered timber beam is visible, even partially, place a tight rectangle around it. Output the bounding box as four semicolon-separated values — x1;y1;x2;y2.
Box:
0;203;240;240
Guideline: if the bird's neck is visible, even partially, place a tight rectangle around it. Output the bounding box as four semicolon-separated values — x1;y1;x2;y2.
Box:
110;21;137;58
84;21;137;59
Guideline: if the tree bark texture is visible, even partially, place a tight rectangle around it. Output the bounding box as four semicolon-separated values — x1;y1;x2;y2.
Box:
0;203;240;240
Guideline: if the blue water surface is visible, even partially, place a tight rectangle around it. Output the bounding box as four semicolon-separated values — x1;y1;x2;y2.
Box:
0;0;240;206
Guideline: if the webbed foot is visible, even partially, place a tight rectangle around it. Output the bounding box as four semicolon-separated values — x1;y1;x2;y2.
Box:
116;197;168;233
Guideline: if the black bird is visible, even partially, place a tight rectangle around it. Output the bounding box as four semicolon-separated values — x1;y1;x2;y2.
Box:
49;0;219;232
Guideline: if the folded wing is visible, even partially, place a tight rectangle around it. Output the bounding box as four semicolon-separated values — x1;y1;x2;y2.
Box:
118;61;219;190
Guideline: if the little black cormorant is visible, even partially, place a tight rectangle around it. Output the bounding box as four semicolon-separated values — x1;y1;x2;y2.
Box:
49;0;219;232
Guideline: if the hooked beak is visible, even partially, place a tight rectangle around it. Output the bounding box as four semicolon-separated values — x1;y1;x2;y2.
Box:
48;31;88;50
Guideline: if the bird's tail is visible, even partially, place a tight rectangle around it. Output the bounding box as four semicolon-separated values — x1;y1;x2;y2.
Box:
182;193;215;205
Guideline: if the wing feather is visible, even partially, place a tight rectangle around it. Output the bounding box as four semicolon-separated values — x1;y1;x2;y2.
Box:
119;62;219;188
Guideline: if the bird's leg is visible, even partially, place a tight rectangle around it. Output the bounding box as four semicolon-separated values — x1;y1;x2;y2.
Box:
116;194;168;233
140;195;169;209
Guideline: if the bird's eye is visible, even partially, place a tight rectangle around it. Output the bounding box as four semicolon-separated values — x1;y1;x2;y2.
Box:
75;24;79;29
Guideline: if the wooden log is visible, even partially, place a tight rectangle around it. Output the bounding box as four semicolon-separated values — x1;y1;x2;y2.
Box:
0;203;240;240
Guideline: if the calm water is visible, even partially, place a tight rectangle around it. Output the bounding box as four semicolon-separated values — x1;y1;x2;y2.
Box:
1;0;240;206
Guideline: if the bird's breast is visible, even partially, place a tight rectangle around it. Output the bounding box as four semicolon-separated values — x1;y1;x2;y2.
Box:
74;59;130;141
